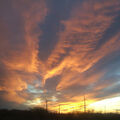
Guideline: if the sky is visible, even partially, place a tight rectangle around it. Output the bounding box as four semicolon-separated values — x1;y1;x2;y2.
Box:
0;0;120;113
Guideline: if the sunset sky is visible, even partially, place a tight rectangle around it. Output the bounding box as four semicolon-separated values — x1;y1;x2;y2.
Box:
0;0;120;113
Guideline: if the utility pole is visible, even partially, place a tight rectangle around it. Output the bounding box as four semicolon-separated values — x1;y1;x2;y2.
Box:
104;105;106;114
84;96;86;113
59;105;61;114
45;99;48;111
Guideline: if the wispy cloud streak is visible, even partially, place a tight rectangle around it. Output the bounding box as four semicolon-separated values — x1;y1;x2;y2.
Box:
0;0;47;104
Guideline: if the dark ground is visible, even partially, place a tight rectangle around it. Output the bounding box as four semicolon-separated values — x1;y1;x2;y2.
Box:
0;108;120;120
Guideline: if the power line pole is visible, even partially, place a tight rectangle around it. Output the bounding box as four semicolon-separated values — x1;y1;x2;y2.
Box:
45;99;48;111
104;105;106;114
59;105;61;114
84;95;86;113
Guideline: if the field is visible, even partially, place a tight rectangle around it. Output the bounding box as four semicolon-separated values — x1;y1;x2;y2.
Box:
0;108;120;120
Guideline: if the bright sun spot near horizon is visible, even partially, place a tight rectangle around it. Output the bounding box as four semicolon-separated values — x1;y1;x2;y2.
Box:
24;96;120;113
89;96;120;113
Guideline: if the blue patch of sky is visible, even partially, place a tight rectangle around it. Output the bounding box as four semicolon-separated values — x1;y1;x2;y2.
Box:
27;85;43;94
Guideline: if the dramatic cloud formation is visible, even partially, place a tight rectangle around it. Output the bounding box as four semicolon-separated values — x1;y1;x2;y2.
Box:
0;0;47;106
0;0;120;112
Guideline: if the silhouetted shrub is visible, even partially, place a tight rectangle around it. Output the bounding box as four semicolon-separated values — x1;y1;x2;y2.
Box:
0;108;120;120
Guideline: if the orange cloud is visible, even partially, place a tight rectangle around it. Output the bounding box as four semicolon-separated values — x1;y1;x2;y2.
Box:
3;91;26;104
0;71;27;103
39;0;120;93
57;70;105;91
0;0;48;103
0;0;120;110
2;0;47;73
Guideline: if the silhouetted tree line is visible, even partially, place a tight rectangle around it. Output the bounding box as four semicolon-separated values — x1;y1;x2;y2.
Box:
0;107;120;120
